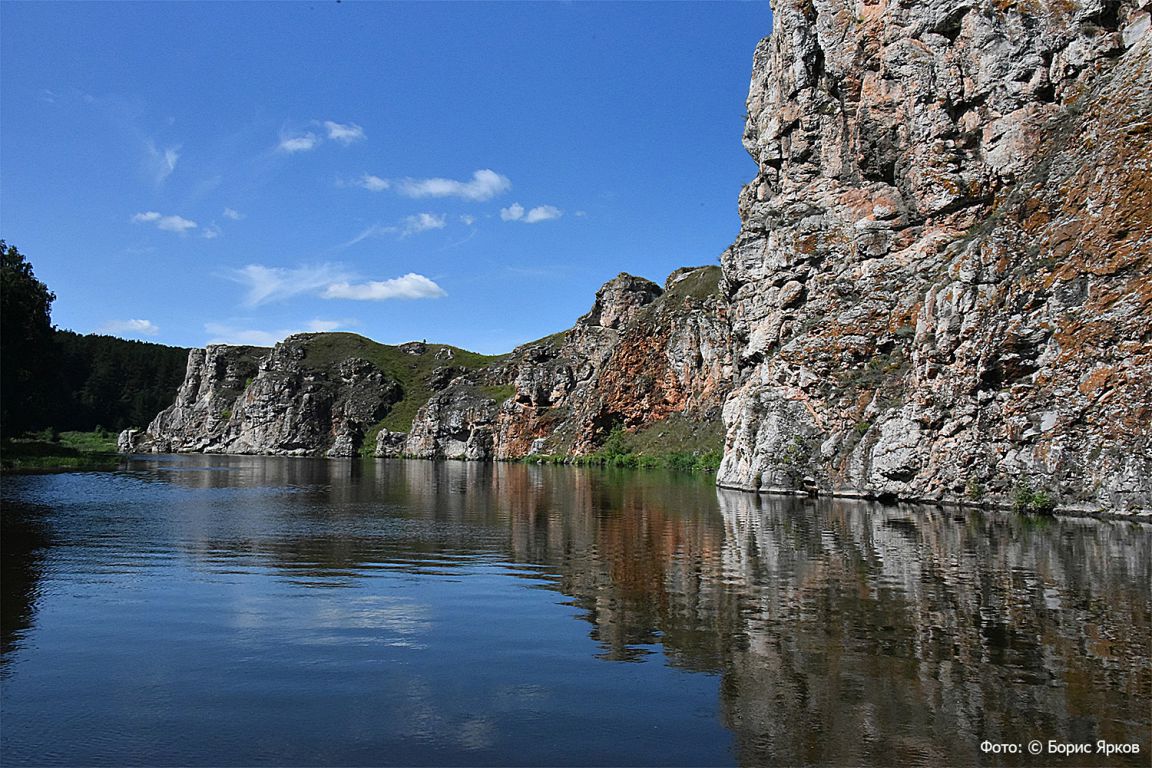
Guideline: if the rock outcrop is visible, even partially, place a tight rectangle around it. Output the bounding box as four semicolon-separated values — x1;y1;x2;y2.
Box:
125;266;733;463
380;266;733;460
128;336;402;457
718;0;1151;513
123;2;1151;515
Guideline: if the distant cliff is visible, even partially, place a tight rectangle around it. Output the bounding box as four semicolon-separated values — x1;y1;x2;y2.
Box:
717;0;1151;513
123;266;732;463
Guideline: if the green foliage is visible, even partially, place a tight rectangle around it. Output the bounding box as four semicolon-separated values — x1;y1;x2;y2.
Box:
1;430;120;473
662;266;722;304
0;242;190;436
58;430;117;452
479;384;515;404
52;330;190;432
553;423;724;473
1011;481;1057;515
965;477;986;502
854;421;872;436
1;241;56;435
300;333;505;441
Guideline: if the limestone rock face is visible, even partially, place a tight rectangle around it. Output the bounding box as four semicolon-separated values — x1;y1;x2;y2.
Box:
126;269;732;463
126;335;400;457
719;0;1152;512
385;266;733;460
129;345;266;454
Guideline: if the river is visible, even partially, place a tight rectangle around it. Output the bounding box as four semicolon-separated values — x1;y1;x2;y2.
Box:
2;455;1149;766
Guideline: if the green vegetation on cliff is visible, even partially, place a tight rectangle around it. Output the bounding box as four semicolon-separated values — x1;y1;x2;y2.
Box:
526;416;724;472
293;333;506;455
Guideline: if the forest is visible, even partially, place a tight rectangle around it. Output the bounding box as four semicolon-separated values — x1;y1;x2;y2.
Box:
0;240;189;438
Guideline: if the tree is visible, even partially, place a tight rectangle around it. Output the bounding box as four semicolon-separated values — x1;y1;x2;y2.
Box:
1;241;56;435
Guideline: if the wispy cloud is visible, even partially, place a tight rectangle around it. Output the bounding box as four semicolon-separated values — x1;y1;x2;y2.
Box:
223;207;245;220
99;318;160;337
146;141;180;184
340;212;447;247
342;224;396;248
204;318;355;346
501;202;562;223
202;224;222;239
324;120;365;144
131;211;198;233
354;173;390;191
305;318;351;332
278;132;320;153
397;169;510;201
227;263;444;305
322;274;446;301
459;214;476;226
228;263;354;306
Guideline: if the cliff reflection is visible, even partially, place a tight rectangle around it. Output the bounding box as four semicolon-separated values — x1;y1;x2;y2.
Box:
102;456;1152;764
715;491;1151;767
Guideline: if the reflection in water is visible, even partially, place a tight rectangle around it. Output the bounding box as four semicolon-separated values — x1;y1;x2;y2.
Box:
1;455;1149;766
0;502;53;670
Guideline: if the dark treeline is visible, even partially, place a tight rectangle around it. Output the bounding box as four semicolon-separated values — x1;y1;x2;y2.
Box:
51;331;189;433
1;241;188;436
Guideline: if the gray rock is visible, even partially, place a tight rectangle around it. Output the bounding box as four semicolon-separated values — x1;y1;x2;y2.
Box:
718;0;1152;514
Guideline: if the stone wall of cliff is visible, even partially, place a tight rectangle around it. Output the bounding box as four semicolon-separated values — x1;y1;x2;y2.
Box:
123;2;1150;515
380;266;733;460
125;266;732;464
718;0;1151;512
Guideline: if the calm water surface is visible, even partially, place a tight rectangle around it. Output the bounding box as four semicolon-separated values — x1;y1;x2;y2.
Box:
2;455;1149;766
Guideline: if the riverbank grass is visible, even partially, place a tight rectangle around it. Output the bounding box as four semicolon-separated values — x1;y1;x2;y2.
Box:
1;430;121;473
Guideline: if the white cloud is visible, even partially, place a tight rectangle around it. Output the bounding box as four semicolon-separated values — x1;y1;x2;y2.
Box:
342;224;397;247
146;141;180;184
523;205;562;223
500;203;524;221
398;169;510;201
204;319;354;346
131;211;197;233
325;120;365;144
355;174;390;192
459;214;476;226
228;263;354;307
322;273;446;301
201;224;222;239
402;213;447;236
340;213;446;247
204;323;285;346
279;132;320;153
306;319;348;332
100;318;160;337
156;215;197;232
500;203;562;223
223;208;245;220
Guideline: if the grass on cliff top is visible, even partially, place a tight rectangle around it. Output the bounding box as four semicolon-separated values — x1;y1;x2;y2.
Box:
662;265;722;304
289;333;507;453
1;430;120;473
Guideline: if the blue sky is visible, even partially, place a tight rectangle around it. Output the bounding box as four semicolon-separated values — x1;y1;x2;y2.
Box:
1;1;770;354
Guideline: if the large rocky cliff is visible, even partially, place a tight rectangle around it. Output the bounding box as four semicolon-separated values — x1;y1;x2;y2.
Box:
125;266;732;464
718;0;1151;512
125;1;1150;515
